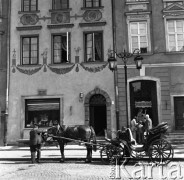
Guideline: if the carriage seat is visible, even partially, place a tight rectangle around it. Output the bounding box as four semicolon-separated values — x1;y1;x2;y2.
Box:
117;128;137;145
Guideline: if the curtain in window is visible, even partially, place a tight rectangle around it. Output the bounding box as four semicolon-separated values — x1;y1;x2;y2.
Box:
94;33;102;61
86;34;93;61
53;34;68;63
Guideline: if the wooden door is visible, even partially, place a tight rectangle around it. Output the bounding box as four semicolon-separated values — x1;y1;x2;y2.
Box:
174;97;184;130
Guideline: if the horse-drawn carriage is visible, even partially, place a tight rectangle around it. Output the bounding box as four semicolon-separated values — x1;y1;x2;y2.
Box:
44;122;174;165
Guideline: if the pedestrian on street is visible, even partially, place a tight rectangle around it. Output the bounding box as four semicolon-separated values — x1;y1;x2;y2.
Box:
29;124;43;163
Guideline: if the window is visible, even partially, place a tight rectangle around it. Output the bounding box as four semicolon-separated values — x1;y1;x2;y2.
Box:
52;0;69;10
126;0;147;2
129;21;149;53
0;0;2;16
22;0;38;12
166;1;183;6
84;0;101;8
84;32;103;62
21;36;39;65
52;33;70;63
25;99;60;128
166;20;184;52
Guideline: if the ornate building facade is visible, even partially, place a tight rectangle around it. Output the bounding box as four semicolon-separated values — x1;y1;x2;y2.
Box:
7;0;116;144
114;0;184;133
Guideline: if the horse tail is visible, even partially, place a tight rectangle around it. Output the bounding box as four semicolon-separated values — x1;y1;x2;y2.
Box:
90;126;97;151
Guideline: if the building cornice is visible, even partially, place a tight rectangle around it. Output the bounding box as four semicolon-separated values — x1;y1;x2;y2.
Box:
47;24;74;29
79;21;106;27
118;62;184;68
16;26;42;31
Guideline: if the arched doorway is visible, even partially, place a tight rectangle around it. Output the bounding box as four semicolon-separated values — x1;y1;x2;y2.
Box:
89;94;107;136
129;80;159;127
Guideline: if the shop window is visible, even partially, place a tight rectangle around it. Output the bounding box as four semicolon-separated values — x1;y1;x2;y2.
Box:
84;32;103;62
52;0;69;10
25;98;60;128
22;0;38;12
21;36;39;65
52;33;71;63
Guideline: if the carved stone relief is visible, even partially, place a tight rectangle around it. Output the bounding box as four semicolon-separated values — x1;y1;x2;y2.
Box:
51;12;70;24
83;10;102;22
20;14;39;25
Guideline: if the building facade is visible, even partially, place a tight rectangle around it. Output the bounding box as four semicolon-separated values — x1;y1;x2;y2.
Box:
7;0;116;144
114;0;184;132
0;0;9;146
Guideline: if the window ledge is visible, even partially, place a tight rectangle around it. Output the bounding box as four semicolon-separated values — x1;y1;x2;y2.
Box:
79;21;106;27
126;1;149;5
49;8;72;12
165;51;184;55
82;61;105;65
81;6;104;10
47;24;74;29
16;25;42;31
17;64;42;68
18;10;40;14
48;63;74;67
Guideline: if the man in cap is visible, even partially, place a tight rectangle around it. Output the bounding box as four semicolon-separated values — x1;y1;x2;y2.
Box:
29;124;44;163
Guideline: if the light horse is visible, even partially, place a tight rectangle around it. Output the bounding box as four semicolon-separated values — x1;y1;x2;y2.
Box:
47;124;97;163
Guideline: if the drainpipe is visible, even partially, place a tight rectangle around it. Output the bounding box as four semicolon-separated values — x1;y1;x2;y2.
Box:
4;0;11;146
111;0;119;130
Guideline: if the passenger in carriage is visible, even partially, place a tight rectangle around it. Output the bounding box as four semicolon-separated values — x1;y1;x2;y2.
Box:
130;116;138;141
145;114;152;131
136;109;144;144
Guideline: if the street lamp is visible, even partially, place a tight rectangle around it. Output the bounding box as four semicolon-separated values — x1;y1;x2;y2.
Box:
108;49;143;128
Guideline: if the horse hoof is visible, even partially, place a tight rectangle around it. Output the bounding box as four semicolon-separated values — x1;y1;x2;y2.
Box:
60;159;65;163
85;159;92;163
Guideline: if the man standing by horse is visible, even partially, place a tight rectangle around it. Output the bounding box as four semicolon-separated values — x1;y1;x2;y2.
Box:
29;124;45;163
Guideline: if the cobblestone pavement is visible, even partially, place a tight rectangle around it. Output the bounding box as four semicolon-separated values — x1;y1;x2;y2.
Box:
0;160;112;180
1;160;184;180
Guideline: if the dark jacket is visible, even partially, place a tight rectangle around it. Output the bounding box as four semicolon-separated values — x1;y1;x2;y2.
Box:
29;129;42;146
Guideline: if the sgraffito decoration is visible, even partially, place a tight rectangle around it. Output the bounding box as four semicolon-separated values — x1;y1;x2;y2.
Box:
16;65;43;75
12;49;16;73
47;64;75;74
80;62;108;73
83;10;102;22
51;12;70;24
20;14;39;25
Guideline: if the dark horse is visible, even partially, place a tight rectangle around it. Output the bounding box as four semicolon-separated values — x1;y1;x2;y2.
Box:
47;124;97;163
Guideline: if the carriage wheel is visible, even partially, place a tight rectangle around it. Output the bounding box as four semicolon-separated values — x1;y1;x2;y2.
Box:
148;139;174;165
100;144;128;165
100;145;112;164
